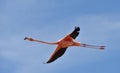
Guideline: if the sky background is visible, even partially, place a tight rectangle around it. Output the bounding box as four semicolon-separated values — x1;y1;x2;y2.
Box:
0;0;120;73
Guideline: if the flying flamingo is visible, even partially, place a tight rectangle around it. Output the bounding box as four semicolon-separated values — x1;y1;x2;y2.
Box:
24;27;105;64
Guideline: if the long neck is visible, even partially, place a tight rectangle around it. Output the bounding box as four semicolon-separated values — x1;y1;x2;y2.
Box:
33;39;58;45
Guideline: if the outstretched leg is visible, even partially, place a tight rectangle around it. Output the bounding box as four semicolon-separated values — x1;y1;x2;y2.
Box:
80;43;105;50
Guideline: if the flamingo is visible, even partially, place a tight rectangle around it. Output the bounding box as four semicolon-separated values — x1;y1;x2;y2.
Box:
24;27;105;64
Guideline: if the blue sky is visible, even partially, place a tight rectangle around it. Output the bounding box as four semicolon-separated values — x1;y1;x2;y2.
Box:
0;0;120;73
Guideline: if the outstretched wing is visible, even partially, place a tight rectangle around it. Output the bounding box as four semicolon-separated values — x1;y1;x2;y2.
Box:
69;26;80;39
47;46;68;63
46;27;80;63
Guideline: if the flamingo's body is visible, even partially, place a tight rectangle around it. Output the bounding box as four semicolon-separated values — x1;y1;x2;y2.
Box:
24;27;105;63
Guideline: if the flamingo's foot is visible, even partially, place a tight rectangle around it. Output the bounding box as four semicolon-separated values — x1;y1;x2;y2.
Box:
99;46;105;50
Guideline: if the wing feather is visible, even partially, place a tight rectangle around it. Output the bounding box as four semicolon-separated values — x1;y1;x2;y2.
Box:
69;27;80;39
47;46;68;63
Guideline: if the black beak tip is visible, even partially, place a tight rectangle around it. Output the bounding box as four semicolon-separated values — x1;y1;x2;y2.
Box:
24;37;28;40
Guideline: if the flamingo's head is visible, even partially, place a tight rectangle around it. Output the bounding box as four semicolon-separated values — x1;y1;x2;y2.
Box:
24;37;28;40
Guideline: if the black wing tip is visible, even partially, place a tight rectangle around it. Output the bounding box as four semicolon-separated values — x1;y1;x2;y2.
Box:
46;47;67;64
46;60;53;64
46;59;56;64
46;61;51;63
75;26;80;31
42;60;52;64
43;62;50;64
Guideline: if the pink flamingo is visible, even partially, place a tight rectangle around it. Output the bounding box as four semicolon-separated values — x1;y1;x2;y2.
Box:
24;27;105;63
